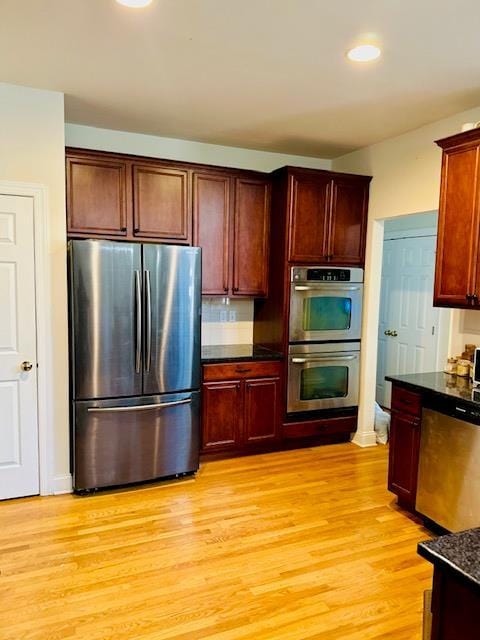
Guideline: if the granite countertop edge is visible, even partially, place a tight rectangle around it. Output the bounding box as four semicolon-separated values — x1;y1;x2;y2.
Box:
385;371;479;407
418;529;480;591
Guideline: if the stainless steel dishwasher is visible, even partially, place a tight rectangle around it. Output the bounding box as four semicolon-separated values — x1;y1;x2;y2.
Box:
416;396;480;532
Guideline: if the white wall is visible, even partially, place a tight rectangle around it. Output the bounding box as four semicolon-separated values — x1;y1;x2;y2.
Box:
65;124;331;173
332;105;480;446
0;83;69;491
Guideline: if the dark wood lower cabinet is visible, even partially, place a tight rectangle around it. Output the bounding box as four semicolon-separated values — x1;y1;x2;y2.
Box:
244;377;280;444
202;380;242;451
201;361;281;454
388;384;422;511
430;568;479;639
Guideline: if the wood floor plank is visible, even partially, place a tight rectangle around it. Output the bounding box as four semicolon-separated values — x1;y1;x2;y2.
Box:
0;443;432;639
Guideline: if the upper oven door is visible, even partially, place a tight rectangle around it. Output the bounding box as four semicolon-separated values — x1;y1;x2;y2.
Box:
289;282;363;342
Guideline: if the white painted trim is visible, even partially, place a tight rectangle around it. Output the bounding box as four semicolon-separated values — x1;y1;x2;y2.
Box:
351;430;378;448
53;474;73;495
0;181;69;495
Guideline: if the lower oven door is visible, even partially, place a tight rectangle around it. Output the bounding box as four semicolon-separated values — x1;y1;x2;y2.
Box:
287;344;360;413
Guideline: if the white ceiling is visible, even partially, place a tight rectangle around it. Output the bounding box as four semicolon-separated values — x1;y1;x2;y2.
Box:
2;0;480;158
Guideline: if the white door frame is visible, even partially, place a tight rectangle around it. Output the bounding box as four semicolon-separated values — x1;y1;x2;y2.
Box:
0;181;54;496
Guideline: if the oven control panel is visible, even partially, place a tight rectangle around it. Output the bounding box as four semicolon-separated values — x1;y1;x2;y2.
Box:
291;266;364;283
305;268;350;281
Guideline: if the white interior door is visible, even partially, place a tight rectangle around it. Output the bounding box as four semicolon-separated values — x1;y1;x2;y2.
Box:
0;194;39;499
376;235;439;408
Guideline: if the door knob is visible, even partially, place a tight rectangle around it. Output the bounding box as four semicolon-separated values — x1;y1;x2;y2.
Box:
21;361;33;372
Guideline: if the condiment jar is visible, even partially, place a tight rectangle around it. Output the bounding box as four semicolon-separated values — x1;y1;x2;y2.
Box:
456;359;471;377
444;357;457;375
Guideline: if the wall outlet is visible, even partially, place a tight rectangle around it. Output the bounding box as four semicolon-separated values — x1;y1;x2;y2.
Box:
229;310;237;322
219;310;228;323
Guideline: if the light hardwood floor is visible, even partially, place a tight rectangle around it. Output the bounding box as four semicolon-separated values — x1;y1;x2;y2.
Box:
0;444;433;640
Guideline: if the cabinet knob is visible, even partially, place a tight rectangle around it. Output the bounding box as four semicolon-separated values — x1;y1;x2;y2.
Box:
121;226;127;232
134;228;140;234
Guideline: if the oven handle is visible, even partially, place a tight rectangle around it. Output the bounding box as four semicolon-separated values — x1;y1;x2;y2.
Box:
291;355;357;363
294;285;361;292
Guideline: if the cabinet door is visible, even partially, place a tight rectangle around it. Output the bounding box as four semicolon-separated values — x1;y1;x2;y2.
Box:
66;155;128;236
288;173;330;262
328;177;369;265
388;409;421;511
201;381;241;451
132;164;190;243
243;377;280;444
232;177;271;297
193;172;231;295
434;146;480;308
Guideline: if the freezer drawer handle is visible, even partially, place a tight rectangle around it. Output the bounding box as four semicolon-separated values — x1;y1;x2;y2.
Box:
135;270;142;373
291;355;357;363
145;269;152;372
87;399;192;413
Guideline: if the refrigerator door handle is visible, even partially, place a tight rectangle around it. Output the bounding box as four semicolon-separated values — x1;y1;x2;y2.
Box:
145;269;152;372
87;398;192;413
134;270;142;373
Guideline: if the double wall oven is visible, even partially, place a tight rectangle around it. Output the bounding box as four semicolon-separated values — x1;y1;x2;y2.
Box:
287;266;363;414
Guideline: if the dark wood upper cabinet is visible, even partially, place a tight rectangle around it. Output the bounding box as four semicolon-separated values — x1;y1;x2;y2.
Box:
132;164;190;243
328;177;369;265
281;168;370;265
193;171;230;295
244;377;280;444
66;154;128;236
233;177;271;297
288;172;330;262
434;130;480;308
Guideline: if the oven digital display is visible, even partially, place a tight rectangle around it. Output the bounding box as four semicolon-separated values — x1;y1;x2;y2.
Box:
306;269;351;281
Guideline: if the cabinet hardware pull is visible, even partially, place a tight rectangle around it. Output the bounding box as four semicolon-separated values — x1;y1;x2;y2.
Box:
134;227;140;233
121;226;127;232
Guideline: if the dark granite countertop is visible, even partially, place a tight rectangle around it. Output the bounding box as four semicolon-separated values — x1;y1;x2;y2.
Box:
201;344;284;364
418;528;480;591
386;371;480;407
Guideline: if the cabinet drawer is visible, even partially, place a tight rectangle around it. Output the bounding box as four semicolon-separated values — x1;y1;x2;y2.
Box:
203;360;282;382
283;415;357;439
391;386;422;417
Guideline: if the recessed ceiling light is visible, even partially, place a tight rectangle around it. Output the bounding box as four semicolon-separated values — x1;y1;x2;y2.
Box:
116;0;153;7
347;44;381;63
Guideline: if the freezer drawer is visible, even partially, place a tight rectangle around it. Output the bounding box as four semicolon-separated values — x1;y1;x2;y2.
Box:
73;391;200;491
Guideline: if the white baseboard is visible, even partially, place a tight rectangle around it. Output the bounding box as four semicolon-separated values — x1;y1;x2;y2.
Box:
53;474;73;495
351;430;378;448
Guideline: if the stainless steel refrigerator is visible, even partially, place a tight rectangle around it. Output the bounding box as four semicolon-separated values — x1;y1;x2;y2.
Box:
68;239;201;492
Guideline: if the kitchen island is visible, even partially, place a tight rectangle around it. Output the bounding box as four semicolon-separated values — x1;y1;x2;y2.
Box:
418;528;480;639
386;372;480;519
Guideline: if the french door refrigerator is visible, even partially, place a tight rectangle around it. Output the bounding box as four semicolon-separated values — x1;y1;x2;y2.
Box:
69;239;201;492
